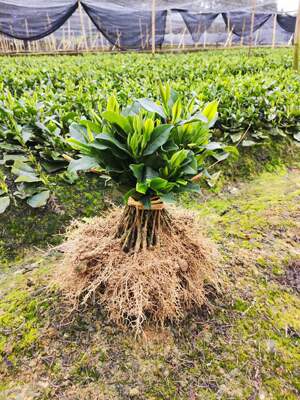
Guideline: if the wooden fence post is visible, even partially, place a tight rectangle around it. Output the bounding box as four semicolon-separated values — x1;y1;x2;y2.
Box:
272;13;277;48
152;0;156;54
293;0;300;70
249;0;257;54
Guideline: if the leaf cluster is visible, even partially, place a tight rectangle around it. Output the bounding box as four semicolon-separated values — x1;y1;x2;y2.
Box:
67;83;237;206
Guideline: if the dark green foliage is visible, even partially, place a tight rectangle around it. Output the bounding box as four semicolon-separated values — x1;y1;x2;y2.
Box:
0;175;107;264
0;49;299;212
67;83;237;206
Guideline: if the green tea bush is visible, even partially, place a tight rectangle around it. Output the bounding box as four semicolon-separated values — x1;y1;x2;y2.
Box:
0;49;299;213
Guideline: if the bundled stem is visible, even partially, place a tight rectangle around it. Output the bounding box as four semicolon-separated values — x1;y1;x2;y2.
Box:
115;203;172;253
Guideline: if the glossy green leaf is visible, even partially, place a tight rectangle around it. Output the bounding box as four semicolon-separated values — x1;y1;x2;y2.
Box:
130;163;144;181
137;98;166;119
27;190;50;208
143;124;173;156
0;196;10;213
102;110;131;133
68;156;100;173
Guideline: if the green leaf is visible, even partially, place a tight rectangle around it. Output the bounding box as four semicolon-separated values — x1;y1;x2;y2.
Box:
205;142;223;151
293;133;300;142
136;182;148;194
140;196;151;209
14;183;44;199
12;161;41;183
137;98;166;119
21;126;34;143
95;133;131;156
15;175;41;183
130;163;144;181
147;177;169;191
102;110;131;133
174;182;201;193
0;196;10;213
160;193;176;204
68;156;100;173
67;138;93;155
202;100;218;120
212;152;229;162
176;179;188;185
169;149;189;169
27;190;50;208
230;133;242;143
168;88;179;109
80;120;102;135
124;188;137;203
144;166;158;180
2;154;27;164
224;145;239;158
161;139;178;152
69;123;88;142
202;100;218;127
143;124;173;156
42;161;67;173
242;140;257;147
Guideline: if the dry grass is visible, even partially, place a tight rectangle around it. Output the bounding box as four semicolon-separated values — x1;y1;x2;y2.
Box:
57;206;221;332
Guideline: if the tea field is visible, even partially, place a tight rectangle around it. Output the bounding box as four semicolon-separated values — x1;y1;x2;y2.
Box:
0;48;299;262
0;48;300;399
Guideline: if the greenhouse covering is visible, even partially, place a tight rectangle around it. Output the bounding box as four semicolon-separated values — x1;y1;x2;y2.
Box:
0;1;298;51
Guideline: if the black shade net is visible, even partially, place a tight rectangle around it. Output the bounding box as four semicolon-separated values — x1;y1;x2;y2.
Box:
222;12;272;37
174;10;219;42
276;14;296;33
81;2;167;49
0;0;78;41
0;1;298;48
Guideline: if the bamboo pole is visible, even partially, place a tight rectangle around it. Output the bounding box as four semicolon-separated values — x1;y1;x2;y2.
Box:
224;14;231;47
67;18;71;50
0;35;8;53
254;29;259;46
203;28;207;49
92;32;100;49
47;14;56;51
272;13;277;48
100;32;104;51
249;0;257;53
178;27;187;49
88;17;94;49
78;2;88;50
151;0;156;54
146;25;150;49
139;18;144;49
169;9;173;49
25;19;31;52
0;35;5;53
240;16;246;46
293;0;300;70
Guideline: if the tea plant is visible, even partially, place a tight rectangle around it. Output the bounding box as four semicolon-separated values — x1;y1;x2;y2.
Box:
0;49;299;213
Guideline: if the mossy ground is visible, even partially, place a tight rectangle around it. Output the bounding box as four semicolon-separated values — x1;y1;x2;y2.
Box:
0;168;299;399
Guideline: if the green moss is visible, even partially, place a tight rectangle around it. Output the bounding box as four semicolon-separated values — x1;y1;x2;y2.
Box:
1;168;300;399
0;174;109;266
0;259;57;370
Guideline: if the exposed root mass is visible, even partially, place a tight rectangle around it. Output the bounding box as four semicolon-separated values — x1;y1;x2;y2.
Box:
58;206;220;332
115;205;172;252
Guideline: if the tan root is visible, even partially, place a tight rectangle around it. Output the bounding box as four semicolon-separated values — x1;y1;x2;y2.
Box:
115;205;172;253
58;206;220;332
